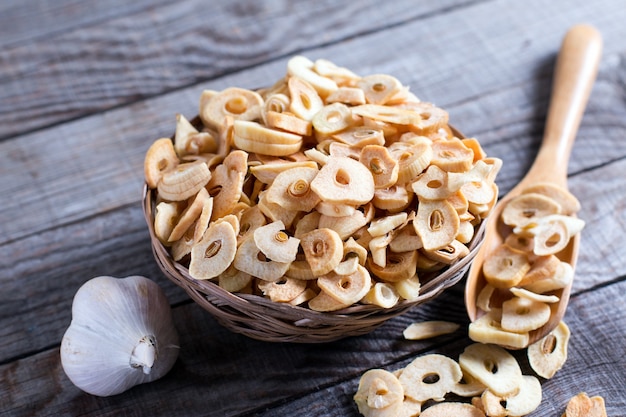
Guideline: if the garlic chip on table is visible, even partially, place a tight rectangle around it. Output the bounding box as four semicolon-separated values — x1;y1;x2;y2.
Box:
60;275;179;397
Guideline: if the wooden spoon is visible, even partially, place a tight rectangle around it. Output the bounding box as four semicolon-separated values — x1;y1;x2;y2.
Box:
465;24;602;347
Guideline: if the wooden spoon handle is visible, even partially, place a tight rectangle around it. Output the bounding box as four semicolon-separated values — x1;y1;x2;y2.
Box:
527;24;602;185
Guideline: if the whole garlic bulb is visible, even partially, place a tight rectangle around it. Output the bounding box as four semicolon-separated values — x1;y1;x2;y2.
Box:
60;275;179;396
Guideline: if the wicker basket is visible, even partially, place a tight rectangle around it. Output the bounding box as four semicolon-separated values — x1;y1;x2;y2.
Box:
143;183;485;343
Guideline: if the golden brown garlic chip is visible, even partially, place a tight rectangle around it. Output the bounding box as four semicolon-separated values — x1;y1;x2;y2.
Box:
509;287;560;304
313;58;360;85
414;199;460;251
423;239;470;264
233;236;291;282
523;214;585;256
522;182;581;215
174;113;218;157
287;55;338;99
367;250;418;282
154;201;182;245
193;194;214;242
308;290;350;312
287;75;325;120
393;274;421;301
265;110;312;136
232;120;302;156
265;166;320;212
189;221;238;280
403;102;449;136
171;222;196;261
353;369;404;417
325;87;367;105
318;207;372;240
430;137;474;172
253;220;300;263
419;402;486;417
468;309;530;349
411;165;452;200
333;126;385;147
357;74;403;105
373;185;413;213
315;201;356;217
257;190;299;229
362;282;400;308
482;244;531;289
481;375;542;417
504;233;535;253
158;161;211;201
300;228;343;276
312;102;353;135
476;283;495;312
562;392;607;417
200;87;263;131
519;254;561;287
501;192;562;228
249;159;317;185
144;138;179;188
317;265;371;305
237;205;266;244
390;139;434;185
351;104;420;125
218;264;253;293
206;150;248;220
402;321;460;340
501;296;551;333
258;277;307;303
528;320;570;379
368;212;408;237
360;145;399;189
398;354;463;402
458;343;523;397
524;261;573;294
310;156;375;205
450;371;487;398
168;187;211;242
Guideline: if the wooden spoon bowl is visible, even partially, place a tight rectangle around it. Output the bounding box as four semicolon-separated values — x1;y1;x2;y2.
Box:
465;24;603;347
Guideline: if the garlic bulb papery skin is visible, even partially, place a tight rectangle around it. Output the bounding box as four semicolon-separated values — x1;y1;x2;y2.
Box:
60;275;180;397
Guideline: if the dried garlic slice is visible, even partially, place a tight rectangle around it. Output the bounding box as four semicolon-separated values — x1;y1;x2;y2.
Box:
501;296;551;333
402;321;460;340
481;374;542;417
189;221;238;280
458;343;523;397
528;320;570;379
399;354;463;402
353;369;404;417
420;402;485;417
144;138;179;188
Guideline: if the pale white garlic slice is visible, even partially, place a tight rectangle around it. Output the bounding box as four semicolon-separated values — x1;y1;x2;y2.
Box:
60;276;179;397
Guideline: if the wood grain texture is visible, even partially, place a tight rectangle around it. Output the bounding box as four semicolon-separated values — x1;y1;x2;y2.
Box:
0;0;476;140
2;0;626;416
2;281;624;416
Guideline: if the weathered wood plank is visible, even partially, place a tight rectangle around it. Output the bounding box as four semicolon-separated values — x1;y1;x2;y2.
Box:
2;279;624;416
0;0;477;139
0;204;189;363
0;0;171;47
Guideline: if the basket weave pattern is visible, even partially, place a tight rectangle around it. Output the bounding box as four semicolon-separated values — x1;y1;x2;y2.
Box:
143;185;485;343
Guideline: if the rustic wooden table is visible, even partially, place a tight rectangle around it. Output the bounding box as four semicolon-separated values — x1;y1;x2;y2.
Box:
2;1;625;416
